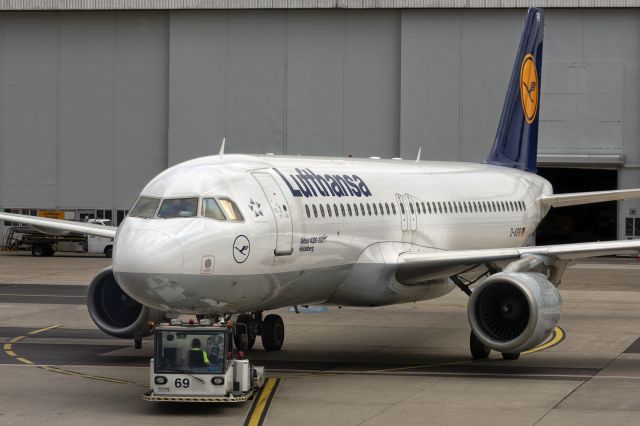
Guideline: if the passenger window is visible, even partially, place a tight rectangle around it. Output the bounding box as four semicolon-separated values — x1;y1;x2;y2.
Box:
463;202;468;213
218;198;244;221
416;203;420;214
427;203;432;214
312;205;318;218
354;203;359;216
473;202;477;213
347;204;352;216
320;204;325;218
202;198;226;220
438;202;442;214
373;203;378;216
400;203;405;214
379;203;384;216
421;202;426;213
385;203;391;215
448;202;452;213
327;204;332;217
392;203;397;215
341;204;346;217
367;203;372;216
305;205;310;218
360;204;365;216
409;203;414;214
334;204;339;217
453;203;458;214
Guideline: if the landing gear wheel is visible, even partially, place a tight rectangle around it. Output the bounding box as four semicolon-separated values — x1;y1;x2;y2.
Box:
234;314;256;351
470;331;491;360
261;314;284;351
501;352;520;360
104;246;113;258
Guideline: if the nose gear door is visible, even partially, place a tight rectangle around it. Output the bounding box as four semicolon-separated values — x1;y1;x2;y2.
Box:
252;172;294;256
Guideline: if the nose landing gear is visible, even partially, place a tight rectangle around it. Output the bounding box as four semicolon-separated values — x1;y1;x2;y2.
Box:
233;311;285;352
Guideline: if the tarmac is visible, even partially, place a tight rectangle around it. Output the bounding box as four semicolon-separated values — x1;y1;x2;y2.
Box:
1;252;640;425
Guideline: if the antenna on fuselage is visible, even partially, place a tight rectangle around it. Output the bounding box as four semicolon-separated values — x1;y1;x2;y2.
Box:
415;147;422;164
219;138;226;160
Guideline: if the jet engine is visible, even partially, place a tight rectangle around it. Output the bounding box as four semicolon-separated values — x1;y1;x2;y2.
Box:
467;272;561;354
87;267;164;340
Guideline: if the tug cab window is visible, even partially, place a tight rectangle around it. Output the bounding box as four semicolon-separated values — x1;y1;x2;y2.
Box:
158;198;198;218
130;197;160;218
218;198;244;221
202;198;226;220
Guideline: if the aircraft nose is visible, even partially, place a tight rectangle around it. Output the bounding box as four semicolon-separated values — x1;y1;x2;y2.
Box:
113;228;184;274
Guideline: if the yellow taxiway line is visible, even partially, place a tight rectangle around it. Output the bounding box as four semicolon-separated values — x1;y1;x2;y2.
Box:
244;377;281;426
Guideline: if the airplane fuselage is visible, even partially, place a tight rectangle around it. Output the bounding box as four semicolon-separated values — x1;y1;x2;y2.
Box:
113;154;552;315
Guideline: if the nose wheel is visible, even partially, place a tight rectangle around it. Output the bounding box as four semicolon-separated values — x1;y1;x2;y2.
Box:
233;312;285;352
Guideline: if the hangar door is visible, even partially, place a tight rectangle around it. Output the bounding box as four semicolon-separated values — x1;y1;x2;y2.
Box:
252;172;294;256
536;168;617;245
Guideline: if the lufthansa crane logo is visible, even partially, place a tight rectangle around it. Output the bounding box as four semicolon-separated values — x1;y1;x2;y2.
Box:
519;54;539;124
233;235;250;263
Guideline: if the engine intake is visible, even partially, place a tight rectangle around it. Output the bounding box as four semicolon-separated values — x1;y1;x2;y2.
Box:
87;267;164;339
468;272;561;353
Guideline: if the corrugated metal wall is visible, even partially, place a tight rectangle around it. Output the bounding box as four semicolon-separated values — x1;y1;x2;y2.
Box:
0;9;639;238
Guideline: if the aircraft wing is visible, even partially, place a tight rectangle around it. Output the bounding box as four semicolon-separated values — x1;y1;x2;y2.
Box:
0;212;117;239
539;189;640;208
396;240;640;284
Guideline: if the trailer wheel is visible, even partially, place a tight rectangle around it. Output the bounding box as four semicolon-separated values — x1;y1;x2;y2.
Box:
31;245;48;257
104;246;113;258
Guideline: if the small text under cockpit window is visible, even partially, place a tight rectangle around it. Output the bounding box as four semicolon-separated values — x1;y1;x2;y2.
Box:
158;198;199;218
202;198;226;220
218;198;244;222
130;197;160;218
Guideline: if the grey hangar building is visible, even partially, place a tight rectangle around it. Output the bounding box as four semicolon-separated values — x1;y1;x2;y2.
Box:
1;1;639;244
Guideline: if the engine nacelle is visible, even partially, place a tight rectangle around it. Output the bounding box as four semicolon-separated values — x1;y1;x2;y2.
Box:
468;272;562;354
87;267;164;339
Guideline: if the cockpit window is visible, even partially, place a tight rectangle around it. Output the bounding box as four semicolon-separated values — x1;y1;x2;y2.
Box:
158;198;198;218
130;197;160;218
202;198;226;220
218;198;244;221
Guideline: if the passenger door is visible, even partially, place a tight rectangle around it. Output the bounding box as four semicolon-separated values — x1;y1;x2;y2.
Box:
252;172;294;256
396;194;408;232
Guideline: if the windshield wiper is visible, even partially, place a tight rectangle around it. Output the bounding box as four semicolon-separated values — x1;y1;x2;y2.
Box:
159;368;205;384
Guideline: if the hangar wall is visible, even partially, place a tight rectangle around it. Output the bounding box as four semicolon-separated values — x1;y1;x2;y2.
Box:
0;8;639;239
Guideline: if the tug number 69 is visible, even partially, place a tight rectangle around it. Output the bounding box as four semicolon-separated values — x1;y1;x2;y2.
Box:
175;378;190;388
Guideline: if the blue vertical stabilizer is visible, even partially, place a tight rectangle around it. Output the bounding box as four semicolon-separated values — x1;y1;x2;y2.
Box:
485;8;544;173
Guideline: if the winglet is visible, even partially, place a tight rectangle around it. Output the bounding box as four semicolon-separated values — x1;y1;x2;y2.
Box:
415;147;422;164
219;138;226;160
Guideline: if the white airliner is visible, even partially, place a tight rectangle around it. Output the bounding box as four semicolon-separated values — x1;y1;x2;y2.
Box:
2;8;640;359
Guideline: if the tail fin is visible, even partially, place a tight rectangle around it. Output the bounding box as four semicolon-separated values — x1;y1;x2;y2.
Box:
485;8;544;173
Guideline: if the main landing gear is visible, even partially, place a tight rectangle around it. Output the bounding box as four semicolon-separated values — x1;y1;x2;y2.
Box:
234;312;285;352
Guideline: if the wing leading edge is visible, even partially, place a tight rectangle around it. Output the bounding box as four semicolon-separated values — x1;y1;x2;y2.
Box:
0;212;117;239
396;240;640;285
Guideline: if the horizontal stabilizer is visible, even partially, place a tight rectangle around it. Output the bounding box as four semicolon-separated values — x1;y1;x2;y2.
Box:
0;212;117;239
539;189;640;208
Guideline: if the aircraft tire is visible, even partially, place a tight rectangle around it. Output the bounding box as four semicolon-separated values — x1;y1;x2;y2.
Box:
234;314;256;351
470;331;491;360
261;314;284;351
501;352;520;360
104;246;113;258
